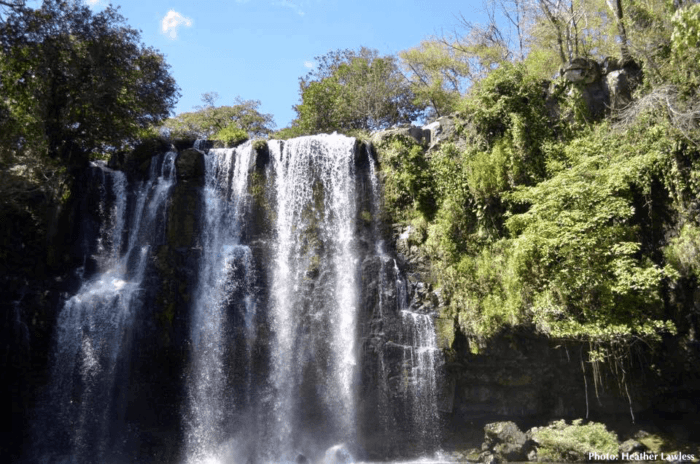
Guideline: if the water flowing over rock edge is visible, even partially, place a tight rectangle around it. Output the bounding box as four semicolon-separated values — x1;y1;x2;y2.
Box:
3;129;699;462
22;135;445;464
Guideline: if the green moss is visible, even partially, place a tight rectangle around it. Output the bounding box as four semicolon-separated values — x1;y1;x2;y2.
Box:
252;139;267;151
638;435;666;454
534;420;619;462
248;170;276;229
360;210;372;224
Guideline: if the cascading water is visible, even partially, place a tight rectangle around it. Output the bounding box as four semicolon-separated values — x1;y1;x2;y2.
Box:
265;135;359;461
399;306;441;449
363;147;443;455
33;135;445;464
37;152;177;463
185;143;257;464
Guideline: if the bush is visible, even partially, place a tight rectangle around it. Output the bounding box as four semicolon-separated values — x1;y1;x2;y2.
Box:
533;420;619;462
213;125;248;147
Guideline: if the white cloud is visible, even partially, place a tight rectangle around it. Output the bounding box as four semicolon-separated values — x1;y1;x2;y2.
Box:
161;10;193;40
274;0;305;16
85;0;106;8
304;61;314;69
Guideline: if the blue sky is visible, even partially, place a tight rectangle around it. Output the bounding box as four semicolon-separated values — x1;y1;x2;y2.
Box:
83;0;484;129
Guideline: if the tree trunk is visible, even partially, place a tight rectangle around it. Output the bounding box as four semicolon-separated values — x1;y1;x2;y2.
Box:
606;0;631;62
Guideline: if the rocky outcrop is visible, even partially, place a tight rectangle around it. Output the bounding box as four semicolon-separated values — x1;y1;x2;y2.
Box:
371;124;431;146
563;58;601;84
423;114;459;150
481;421;531;462
562;56;641;118
108;137;174;178
371;115;461;153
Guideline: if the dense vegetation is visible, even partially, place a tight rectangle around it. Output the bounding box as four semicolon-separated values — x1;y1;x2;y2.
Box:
373;0;700;379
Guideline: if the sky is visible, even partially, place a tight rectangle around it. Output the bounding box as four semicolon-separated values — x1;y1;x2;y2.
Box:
80;0;485;129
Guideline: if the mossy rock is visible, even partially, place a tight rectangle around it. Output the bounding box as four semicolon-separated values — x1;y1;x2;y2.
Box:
528;420;619;462
253;140;270;170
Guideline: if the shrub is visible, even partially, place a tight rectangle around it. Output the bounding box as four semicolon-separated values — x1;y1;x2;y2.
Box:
533;420;619;462
213;125;248;147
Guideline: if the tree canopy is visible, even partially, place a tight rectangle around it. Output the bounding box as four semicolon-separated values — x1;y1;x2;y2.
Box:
0;0;179;165
288;47;424;134
162;93;276;139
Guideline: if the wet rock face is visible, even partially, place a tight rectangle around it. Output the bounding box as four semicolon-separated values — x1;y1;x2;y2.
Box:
175;148;205;184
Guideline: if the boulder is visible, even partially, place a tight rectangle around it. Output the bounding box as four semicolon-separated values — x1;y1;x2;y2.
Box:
619;439;647;455
483;421;530;461
424;114;459;149
563;58;601;84
479;451;505;464
371;125;430;146
606;69;633;110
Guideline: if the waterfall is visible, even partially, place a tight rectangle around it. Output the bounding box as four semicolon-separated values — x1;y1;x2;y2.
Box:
33;136;445;464
365;146;443;454
265;134;359;460
399;307;441;449
38;153;177;462
185;144;257;464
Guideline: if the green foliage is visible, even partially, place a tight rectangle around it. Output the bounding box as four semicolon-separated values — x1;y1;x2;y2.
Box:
376;135;436;221
399;39;470;118
460;63;551;153
665;223;700;280
292;47;423;134
270;125;309;140
213;125;248;147
0;0;179;164
374;53;693;348
504;124;674;340
534;420;619;462
523;48;561;80
252;139;267;151
163;94;275;139
670;4;700;90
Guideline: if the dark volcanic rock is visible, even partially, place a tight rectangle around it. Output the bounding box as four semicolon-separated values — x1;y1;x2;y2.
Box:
175;148;205;183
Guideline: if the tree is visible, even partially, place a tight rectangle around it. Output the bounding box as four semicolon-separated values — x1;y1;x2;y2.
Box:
399;39;471;118
163;93;276;139
0;0;24;22
292;47;424;134
0;0;179;165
